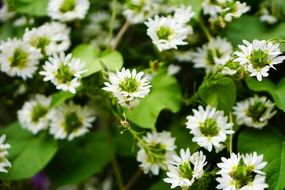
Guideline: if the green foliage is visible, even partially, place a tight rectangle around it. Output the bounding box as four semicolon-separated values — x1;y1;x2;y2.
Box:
226;15;285;50
238;128;285;190
46;131;113;186
72;44;123;77
0;123;58;180
50;91;74;108
246;78;285;111
197;77;236;113
8;0;48;16
126;74;182;129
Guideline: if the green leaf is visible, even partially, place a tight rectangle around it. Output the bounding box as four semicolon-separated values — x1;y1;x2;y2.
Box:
126;74;182;129
246;78;285;111
50;91;74;108
0;123;58;180
238;128;285;190
226;15;285;50
9;0;48;16
72;44;123;77
46;131;113;186
197;77;236;113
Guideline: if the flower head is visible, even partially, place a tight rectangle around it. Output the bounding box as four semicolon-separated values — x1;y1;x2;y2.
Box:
164;148;207;189
103;68;151;109
216;152;268;190
233;95;276;129
0;135;11;173
48;0;90;22
0;38;42;79
48;102;96;141
40;52;86;94
234;39;285;81
18;94;51;134
186;105;234;152
136;131;176;175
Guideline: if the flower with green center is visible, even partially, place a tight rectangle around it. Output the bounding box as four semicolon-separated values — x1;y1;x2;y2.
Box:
9;48;28;68
103;68;151;109
156;26;173;40
18;94;51;134
49;102;96;141
136;131;176;175
186;105;234;152
59;0;75;12
233;95;276;129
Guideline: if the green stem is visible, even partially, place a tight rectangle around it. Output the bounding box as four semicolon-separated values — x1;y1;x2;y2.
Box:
111;21;131;49
108;0;118;44
197;18;212;42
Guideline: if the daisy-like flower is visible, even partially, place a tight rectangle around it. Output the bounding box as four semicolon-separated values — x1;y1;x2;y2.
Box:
234;39;285;81
145;15;191;51
23;22;70;56
186;105;234;152
103;68;151;109
40;52;86;94
233;95;276;129
260;8;277;24
48;102;96;141
0;38;42;79
136;131;176;175
47;0;90;22
173;5;195;24
190;36;233;73
17;94;51;135
164;148;207;189
216;152;268;190
0;135;11;173
0;1;15;22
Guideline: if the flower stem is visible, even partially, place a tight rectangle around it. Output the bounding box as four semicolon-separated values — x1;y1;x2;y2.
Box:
197;18;212;42
111;21;131;49
108;0;118;43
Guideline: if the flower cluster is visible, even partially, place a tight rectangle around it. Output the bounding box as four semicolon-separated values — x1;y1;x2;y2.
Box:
217;152;268;190
0;135;11;173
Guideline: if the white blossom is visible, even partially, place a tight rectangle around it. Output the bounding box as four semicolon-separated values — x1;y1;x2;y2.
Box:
0;135;11;173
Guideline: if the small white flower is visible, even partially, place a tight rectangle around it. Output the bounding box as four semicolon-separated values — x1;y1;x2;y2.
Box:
0;135;11;173
222;1;250;22
164;148;207;189
234;39;285;81
48;0;90;22
216;152;268;190
167;64;181;76
49;102;96;141
233;95;276;129
40;52;86;94
17;94;51;135
173;5;195;24
202;0;223;17
190;36;233;73
0;38;42;79
136;131;176;175
260;8;277;24
175;50;193;62
186;105;234;152
103;68;151;109
23;22;71;56
0;1;15;22
145;15;191;51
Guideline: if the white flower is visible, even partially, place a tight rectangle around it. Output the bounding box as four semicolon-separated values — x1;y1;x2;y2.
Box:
217;152;268;190
0;38;42;80
48;0;90;22
40;52;86;94
0;1;15;22
136;131;176;175
190;36;233;73
222;1;250;22
0;135;11;173
234;39;285;81
49;102;96;141
167;64;181;76
17;94;51;135
173;5;195;24
260;8;277;24
202;0;223;17
164;148;207;189
145;15;191;51
175;50;193;62
103;68;151;109
186;105;234;152
233;95;276;129
23;22;70;56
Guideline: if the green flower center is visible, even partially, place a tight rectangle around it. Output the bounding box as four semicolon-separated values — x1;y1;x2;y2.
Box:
199;118;219;137
246;101;267;122
9;48;28;68
64;112;82;134
30;36;50;55
156;26;173;40
249;50;269;68
119;78;139;92
55;64;74;83
231;163;255;188
31;104;48;122
146;143;167;164
60;0;75;12
179;162;193;179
